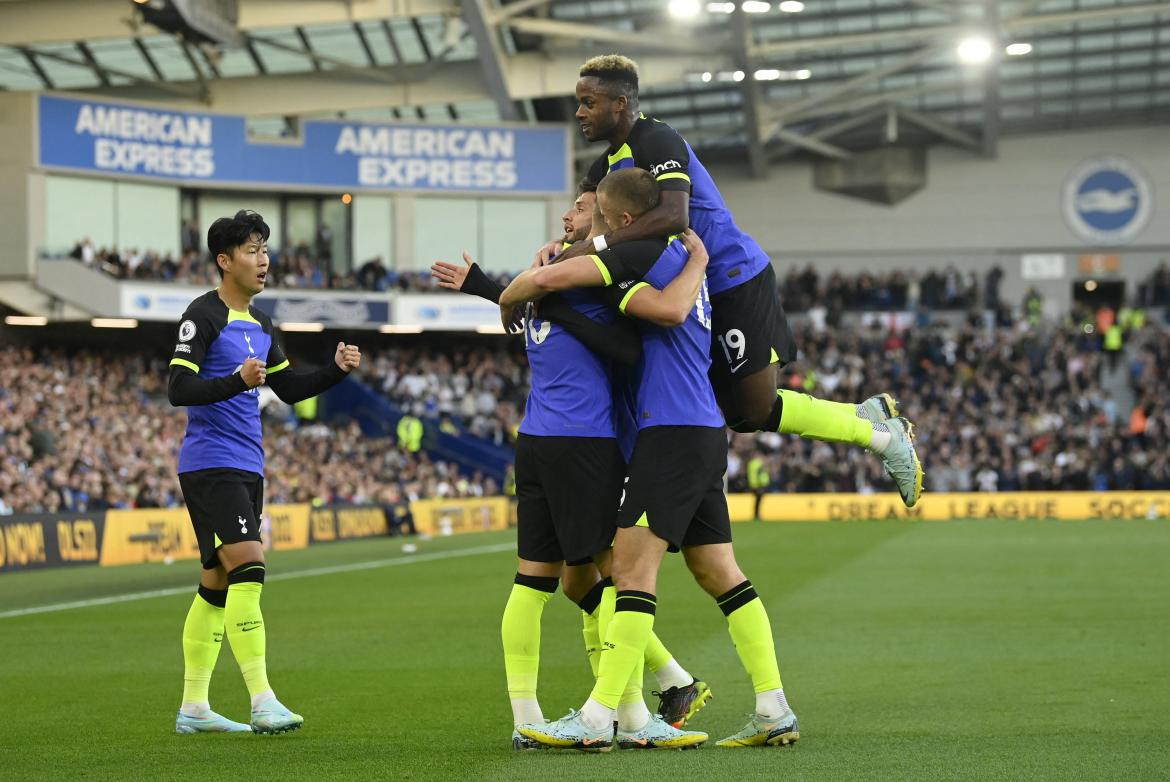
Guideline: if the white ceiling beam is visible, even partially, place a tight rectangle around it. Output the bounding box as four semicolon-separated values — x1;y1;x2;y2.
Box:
70;53;699;115
772;127;853;159
896;105;981;151
506;17;728;55
759;45;943;140
0;0;460;47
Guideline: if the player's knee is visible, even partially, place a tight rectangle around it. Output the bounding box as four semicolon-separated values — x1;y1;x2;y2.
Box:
227;561;266;585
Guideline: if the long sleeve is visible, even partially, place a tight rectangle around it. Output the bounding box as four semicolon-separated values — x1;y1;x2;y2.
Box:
538;296;642;366
264;362;348;404
168;366;249;406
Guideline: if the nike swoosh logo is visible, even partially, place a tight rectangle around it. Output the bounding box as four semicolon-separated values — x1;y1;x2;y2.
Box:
581;737;605;746
240;625;262;632
730;359;748;373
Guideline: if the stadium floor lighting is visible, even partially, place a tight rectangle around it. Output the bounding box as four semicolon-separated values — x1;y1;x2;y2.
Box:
957;35;994;64
778;0;804;11
90;318;138;329
379;324;424;333
668;0;702;18
279;322;326;332
1006;42;1033;56
4;315;48;326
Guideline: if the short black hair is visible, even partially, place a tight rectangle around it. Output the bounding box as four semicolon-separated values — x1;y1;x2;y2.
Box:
576;177;598;196
579;54;639;104
207;210;270;278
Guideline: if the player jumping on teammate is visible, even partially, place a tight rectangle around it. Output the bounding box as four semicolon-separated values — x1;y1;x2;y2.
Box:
546;55;923;507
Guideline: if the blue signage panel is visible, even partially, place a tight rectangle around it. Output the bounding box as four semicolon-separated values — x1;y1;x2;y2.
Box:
252;296;391;327
37;94;568;195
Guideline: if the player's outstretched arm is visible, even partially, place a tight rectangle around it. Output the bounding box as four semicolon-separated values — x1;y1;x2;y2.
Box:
168;358;263;406
265;342;359;404
430;252;506;303
620;229;708;328
557;191;690;262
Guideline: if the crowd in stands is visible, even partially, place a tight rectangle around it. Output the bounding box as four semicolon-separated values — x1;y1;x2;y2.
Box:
0;347;496;516
358;345;527;445
57;234;1170;316
727;312;1170;494
778;264;994;313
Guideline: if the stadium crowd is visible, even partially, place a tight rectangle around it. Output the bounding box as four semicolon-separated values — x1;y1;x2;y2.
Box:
0;346;497;515
728;314;1170;494
3;303;1167;515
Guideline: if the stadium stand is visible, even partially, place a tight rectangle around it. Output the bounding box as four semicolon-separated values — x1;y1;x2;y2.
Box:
4;307;1165;515
0;345;497;515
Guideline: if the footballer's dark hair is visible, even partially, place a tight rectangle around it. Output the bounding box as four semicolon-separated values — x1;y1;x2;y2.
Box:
576;177;598;196
597;167;659;219
579;54;639;104
207;210;270;278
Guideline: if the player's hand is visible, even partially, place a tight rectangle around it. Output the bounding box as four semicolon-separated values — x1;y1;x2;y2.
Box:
553;239;590;264
533;240;562;268
240;357;267;388
500;303;523;334
430;251;474;290
680;228;708;268
335;342;361;372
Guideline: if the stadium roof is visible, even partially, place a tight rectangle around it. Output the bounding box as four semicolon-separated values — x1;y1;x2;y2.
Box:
0;0;1167;169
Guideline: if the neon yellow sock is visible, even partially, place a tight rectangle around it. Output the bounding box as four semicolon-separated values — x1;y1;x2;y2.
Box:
224;582;270;698
181;591;225;705
727;597;783;694
643;631;672;673
777;389;872;447
590;593;657;709
501;583;554;700
582;609;602;679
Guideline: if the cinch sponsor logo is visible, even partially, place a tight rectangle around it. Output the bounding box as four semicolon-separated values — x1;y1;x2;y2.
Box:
651;160;682;176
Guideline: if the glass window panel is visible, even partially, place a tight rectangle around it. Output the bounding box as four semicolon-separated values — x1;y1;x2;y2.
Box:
359;20;396;65
413;197;479;272
0;52;43;90
481;199;547;273
389;20;427;64
304;23;367;67
144;39;197;81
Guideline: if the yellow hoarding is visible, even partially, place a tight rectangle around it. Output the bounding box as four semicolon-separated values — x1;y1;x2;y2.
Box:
410;497;512;537
758;492;1170;522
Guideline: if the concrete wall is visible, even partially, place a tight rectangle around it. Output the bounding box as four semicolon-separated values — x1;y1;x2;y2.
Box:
0;93;35;277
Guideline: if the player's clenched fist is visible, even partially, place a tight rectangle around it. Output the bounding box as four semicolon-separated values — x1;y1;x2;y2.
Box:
240;357;267;388
335;342;362;372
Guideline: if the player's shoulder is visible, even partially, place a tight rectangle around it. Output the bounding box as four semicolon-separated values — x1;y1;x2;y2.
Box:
616;238;669;259
249;304;276;332
633;114;685;144
180;290;226;323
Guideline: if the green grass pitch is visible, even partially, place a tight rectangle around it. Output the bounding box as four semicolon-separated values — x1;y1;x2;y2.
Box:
2;520;1168;780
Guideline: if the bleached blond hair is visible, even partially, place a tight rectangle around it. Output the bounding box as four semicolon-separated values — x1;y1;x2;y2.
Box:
579;54;639;101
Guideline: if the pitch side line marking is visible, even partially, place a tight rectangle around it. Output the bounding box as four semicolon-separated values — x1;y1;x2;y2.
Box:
0;542;516;620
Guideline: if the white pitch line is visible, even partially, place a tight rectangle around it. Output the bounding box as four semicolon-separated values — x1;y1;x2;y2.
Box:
0;541;516;620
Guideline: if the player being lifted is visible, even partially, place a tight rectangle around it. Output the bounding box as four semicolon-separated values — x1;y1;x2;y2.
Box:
507;168;799;750
168;210;360;734
432;180;712;749
548;55;923;507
